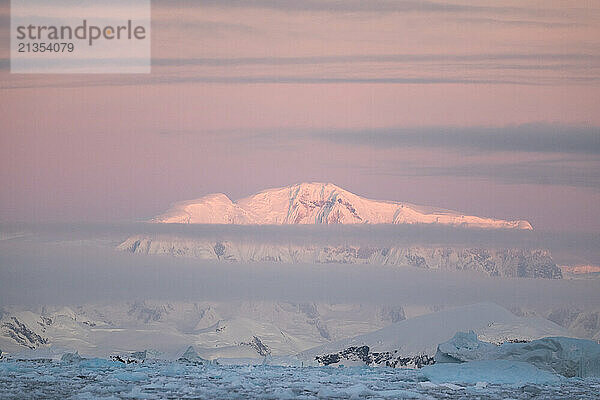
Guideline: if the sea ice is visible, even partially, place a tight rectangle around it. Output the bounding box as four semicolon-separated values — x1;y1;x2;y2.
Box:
1;358;599;399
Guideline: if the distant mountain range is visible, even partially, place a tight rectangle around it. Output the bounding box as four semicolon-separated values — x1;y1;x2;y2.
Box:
152;182;533;230
118;237;562;279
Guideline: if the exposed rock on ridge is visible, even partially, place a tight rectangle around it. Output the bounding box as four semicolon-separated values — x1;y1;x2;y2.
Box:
118;236;562;279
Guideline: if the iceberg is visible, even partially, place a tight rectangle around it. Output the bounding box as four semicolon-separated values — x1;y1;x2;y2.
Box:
178;346;209;364
422;359;561;385
60;351;84;363
435;331;600;377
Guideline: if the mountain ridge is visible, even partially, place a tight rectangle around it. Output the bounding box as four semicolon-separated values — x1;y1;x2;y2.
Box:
152;182;533;230
118;237;562;278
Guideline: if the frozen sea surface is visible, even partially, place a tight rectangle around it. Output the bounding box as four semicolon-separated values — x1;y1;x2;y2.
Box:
1;359;599;399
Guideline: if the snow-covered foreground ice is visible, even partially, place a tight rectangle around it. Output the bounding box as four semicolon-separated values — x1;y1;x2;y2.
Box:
1;359;599;400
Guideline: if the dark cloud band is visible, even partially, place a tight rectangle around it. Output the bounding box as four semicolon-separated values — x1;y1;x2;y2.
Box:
309;124;600;155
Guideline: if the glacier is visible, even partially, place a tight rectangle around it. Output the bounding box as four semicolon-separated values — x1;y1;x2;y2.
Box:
0;301;411;359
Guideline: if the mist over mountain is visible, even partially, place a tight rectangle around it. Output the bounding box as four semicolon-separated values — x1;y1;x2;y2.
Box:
118;181;557;279
119;236;562;279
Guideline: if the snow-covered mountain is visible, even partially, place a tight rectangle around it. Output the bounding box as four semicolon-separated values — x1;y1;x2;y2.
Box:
118;236;562;278
0;302;405;360
5;298;599;379
152;182;533;230
1;302;578;367
298;303;572;367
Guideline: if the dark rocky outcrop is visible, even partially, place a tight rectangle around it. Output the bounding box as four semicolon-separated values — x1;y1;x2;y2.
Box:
315;345;435;368
1;317;48;349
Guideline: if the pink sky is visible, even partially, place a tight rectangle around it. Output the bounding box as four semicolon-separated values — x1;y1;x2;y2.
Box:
1;0;599;231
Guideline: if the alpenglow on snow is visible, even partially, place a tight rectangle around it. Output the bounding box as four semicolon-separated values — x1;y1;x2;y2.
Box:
152;182;533;229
